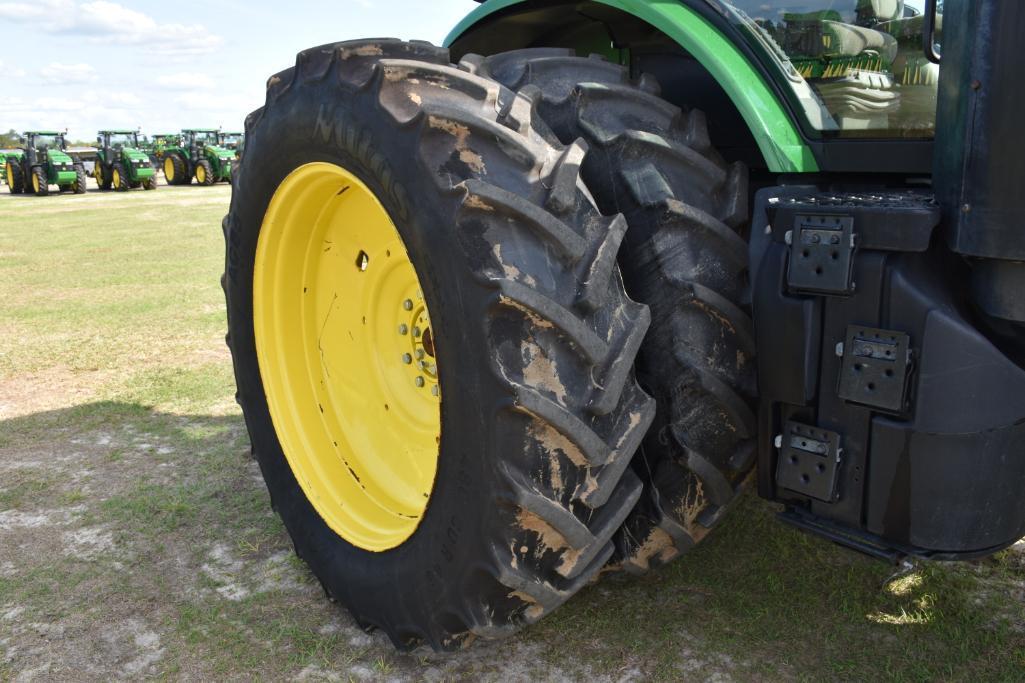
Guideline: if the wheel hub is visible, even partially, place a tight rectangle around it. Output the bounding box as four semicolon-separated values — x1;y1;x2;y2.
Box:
253;162;441;551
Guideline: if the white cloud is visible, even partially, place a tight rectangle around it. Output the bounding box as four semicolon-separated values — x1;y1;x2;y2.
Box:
0;0;222;56
0;59;27;78
156;72;216;90
39;62;98;84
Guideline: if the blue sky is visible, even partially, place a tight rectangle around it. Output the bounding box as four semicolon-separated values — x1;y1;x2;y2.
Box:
0;0;476;140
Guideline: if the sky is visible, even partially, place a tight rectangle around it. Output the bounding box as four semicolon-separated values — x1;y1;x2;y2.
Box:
0;0;476;140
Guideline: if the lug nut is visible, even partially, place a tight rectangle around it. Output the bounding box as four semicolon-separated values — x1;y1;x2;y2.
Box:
415;376;425;388
402;353;412;364
398;324;408;335
431;385;439;397
413;327;422;338
403;299;413;311
416;349;425;359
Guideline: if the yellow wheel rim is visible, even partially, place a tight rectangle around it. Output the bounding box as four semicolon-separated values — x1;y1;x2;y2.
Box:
113;168;121;188
32;172;39;193
196;164;206;184
254;162;441;551
164;157;175;182
8;162;16;183
93;162;102;183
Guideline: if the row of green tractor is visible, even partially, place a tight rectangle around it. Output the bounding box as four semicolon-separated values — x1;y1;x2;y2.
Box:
2;129;244;196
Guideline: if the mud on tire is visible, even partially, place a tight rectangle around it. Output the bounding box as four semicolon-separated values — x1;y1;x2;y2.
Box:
222;39;654;650
473;49;757;574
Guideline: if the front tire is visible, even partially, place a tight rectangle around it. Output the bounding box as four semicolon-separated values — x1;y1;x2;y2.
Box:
195;159;214;185
224;39;654;650
142;175;157;190
112;163;129;191
31;166;48;196
94;162;111;190
73;164;88;194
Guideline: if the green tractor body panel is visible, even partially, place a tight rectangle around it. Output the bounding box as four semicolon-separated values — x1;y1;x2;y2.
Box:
446;0;818;172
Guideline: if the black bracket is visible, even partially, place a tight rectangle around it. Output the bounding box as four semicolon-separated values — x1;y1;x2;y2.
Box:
786;214;856;295
775;422;843;503
836;326;913;413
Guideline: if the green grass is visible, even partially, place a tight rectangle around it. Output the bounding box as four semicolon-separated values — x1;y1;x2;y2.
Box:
1;185;1023;680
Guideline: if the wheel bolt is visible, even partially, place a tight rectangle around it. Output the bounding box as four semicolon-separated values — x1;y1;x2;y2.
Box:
413;327;422;338
403;299;413;311
398;324;408;335
418;360;426;369
402;353;412;365
431;385;439;397
415;376;425;388
416;349;425;359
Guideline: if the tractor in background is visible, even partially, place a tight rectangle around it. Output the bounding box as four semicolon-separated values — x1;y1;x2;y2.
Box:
162;129;236;186
144;133;180;168
5;131;87;196
218;131;244;159
93;130;157;191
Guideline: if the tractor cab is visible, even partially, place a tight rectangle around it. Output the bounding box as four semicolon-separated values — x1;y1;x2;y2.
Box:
25;131;67;166
218;131;244;157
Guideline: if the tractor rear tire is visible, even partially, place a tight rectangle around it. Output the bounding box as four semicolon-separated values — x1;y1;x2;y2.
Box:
223;39;654;650
475;50;757;574
164;153;187;185
73;165;88;194
6;160;24;194
31;166;48;197
195;159;215;186
112;163;129;192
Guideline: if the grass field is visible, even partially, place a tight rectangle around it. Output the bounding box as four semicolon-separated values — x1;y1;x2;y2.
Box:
1;181;1024;681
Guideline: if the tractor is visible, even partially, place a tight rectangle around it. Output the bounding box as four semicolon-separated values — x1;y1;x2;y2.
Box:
218;131;244;159
5;131;87;196
143;133;181;168
162;129;236;186
93;130;158;191
222;0;1025;650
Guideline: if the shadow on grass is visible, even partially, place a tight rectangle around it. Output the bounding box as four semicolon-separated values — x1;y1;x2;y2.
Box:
2;401;1024;680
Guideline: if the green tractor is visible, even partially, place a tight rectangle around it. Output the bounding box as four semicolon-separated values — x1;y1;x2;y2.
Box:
93;130;158;191
222;0;1025;650
5;131;87;196
162;128;236;186
143;133;180;168
218;131;244;159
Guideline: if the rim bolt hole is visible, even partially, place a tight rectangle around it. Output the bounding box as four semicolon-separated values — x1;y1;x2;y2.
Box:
355;250;369;272
398;324;408;336
415;377;425;388
403;299;413;311
402;353;412;365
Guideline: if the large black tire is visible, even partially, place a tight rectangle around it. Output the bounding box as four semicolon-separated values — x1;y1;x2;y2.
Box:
112;162;129;191
164;153;188;186
474;50;757;573
6;160;24;194
73;164;87;194
142;175;157;191
31;166;48;197
223;39;654;650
